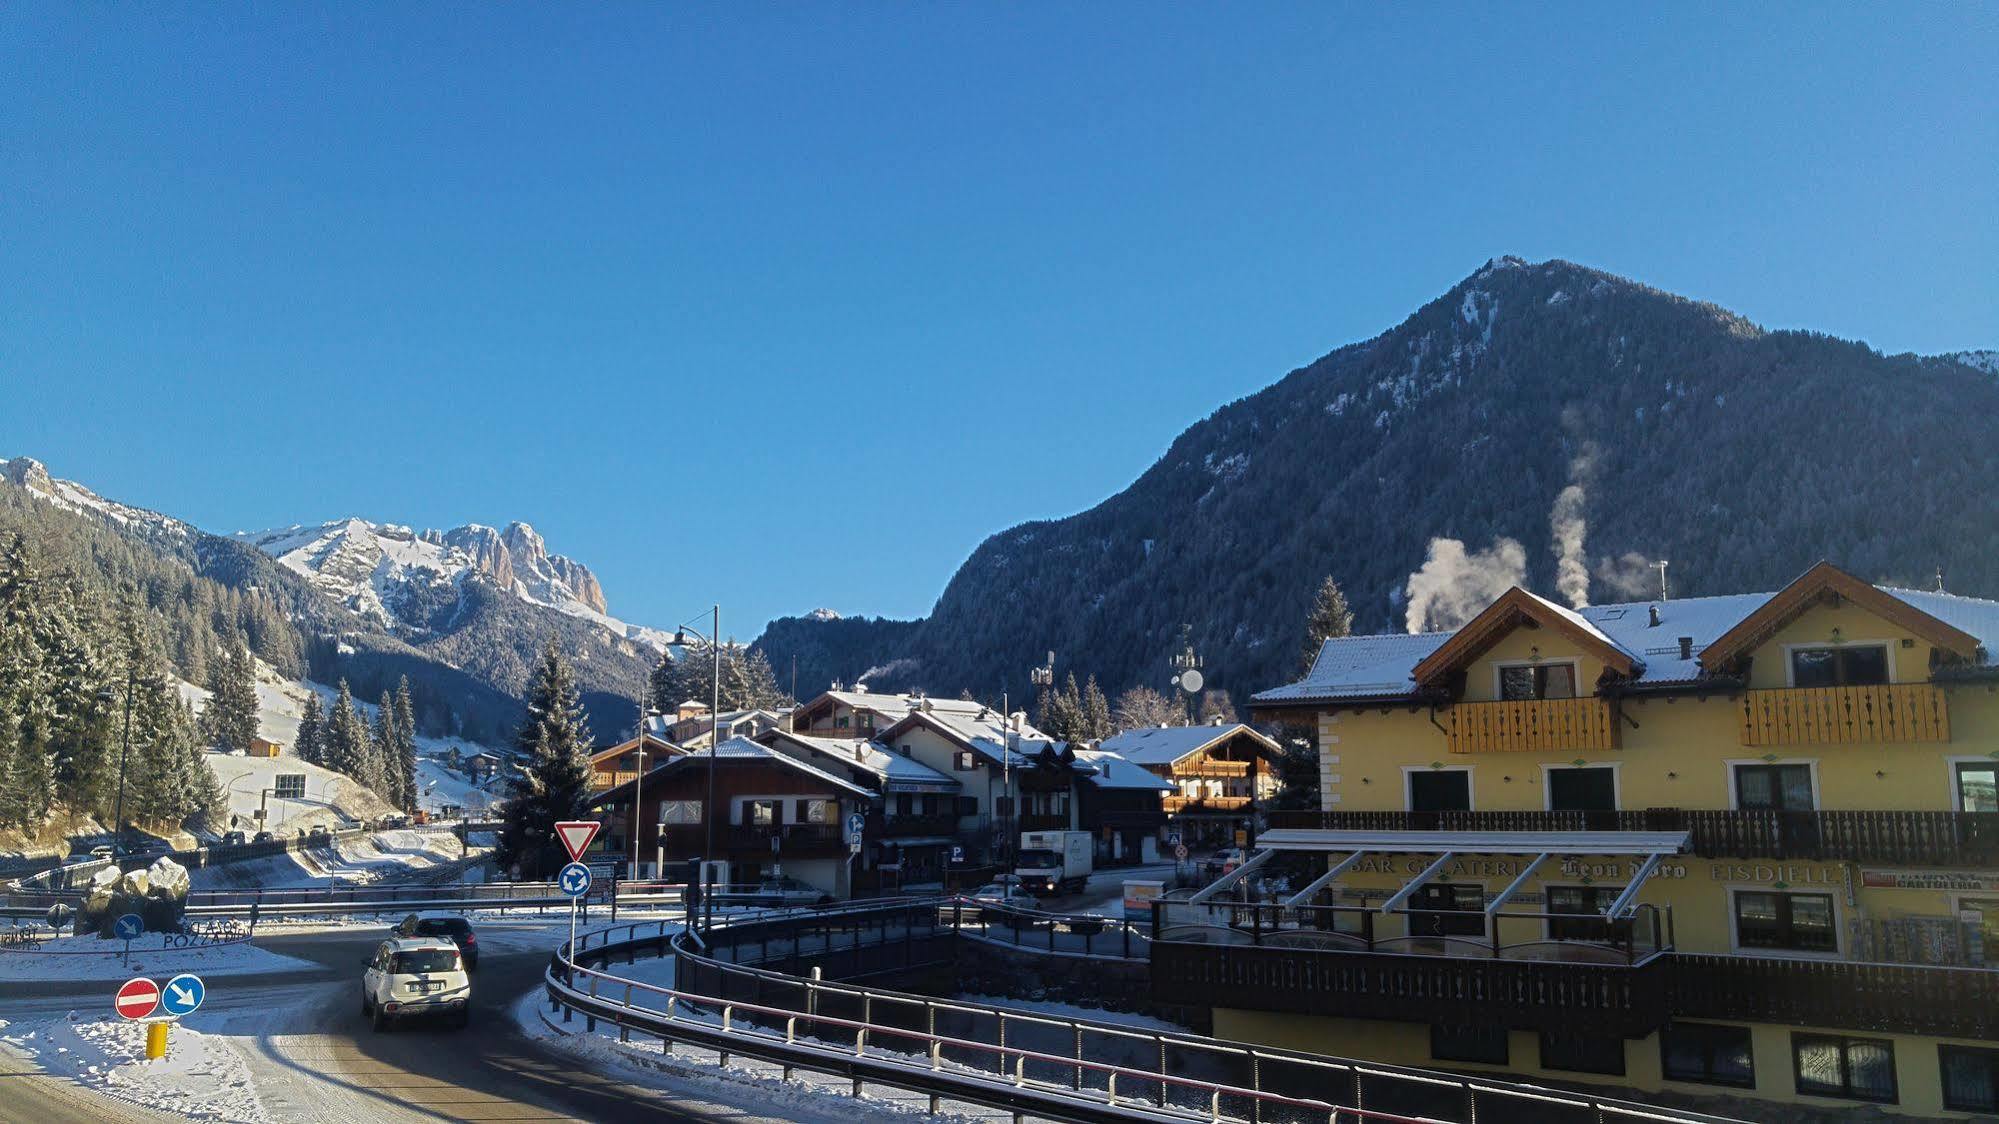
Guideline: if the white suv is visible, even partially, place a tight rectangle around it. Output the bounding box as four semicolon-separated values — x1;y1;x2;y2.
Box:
361;937;470;1030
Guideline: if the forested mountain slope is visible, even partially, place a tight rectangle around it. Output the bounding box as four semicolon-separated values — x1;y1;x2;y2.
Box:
754;257;1999;705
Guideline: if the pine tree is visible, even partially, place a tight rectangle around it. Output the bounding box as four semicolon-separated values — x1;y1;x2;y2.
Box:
392;677;419;814
1039;672;1086;741
649;641;793;716
295;693;326;767
322;681;369;780
1299;575;1355;672
496;642;594;879
199;632;260;753
370;690;398;804
1081;675;1113;742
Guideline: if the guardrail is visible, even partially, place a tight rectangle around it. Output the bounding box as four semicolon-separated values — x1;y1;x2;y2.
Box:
542;898;1746;1124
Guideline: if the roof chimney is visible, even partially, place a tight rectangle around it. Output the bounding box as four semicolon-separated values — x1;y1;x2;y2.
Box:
1678;636;1693;661
1647;605;1661;628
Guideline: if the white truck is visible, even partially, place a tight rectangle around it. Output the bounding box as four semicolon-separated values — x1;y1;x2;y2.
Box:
1014;830;1093;896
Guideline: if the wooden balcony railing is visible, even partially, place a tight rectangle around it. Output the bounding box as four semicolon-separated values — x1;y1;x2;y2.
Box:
1267;808;1999;865
1175;761;1252;779
865;812;962;839
1739;683;1949;746
1669;954;1999;1041
655;823;845;856
1018;813;1072;832
1165;796;1252;814
1446;697;1618;753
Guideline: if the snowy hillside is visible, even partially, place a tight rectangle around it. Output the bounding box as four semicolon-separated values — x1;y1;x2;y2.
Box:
236;516;672;649
181;665;510;818
2;456;191;539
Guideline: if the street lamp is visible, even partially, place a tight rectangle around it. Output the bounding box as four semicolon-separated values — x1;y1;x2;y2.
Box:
672;605;722;922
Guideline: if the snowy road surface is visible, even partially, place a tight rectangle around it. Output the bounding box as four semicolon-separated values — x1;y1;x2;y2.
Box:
0;916;881;1122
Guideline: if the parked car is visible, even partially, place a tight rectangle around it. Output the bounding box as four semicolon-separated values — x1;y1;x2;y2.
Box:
360;938;470;1030
87;844;115;861
1200;848;1240;878
307;825;331;843
391;911;480;969
967;876;1040;909
252;831;275;844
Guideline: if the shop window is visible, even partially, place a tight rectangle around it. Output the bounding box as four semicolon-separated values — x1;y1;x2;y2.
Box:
1940;1045;1999;1113
1734;891;1836;953
1408;883;1485;937
1539;1032;1625;1075
1660;1023;1755;1088
1790;645;1888;688
1792;1033;1895;1103
1546;885;1616;942
1431;1025;1508;1065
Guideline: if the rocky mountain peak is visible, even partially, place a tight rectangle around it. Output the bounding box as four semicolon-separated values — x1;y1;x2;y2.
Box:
3;456;54;495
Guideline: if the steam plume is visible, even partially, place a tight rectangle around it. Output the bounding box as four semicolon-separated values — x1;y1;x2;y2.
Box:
1594;551;1658;599
1550;442;1599;609
1404;537;1528;633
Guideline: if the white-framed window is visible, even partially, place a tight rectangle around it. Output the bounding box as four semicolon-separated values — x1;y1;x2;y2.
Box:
659;800;701;825
1948;756;1999;813
1725;758;1820;812
1784;642;1892;688
1402;765;1473;812
1542;762;1619;812
1727;886;1840;957
1494;660;1580;701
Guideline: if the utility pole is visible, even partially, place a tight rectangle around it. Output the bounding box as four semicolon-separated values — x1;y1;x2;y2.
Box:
112;661;136;851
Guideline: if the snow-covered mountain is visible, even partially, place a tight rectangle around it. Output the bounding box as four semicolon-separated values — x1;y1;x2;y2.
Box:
3;456;192;540
235;517;670;649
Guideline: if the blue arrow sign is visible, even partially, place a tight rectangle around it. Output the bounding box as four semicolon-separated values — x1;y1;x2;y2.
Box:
844;812;866;843
558;861;591;898
113;913;144;940
161;973;205;1017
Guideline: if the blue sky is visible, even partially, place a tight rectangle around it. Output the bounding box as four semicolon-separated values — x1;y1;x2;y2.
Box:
5;6;1995;635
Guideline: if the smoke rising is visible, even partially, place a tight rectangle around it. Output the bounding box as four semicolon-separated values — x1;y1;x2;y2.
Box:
1403;537;1528;633
1550;442;1599;609
1594;551;1658;599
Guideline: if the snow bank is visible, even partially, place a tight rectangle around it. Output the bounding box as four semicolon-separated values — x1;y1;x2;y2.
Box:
188;827;468;891
511;990;987;1124
0;932;317;982
0;1012;269;1122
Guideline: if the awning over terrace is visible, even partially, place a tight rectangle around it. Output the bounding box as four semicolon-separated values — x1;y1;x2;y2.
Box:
1253;828;1690;920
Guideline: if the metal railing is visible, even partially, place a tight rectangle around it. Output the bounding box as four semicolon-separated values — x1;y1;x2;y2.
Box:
542;898;1747;1124
1267;808;1999;865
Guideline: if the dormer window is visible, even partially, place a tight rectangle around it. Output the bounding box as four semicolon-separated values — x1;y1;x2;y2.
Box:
1790;645;1888;688
1499;663;1577;701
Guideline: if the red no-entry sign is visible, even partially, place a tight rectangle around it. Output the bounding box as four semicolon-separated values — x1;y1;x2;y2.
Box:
115;977;160;1020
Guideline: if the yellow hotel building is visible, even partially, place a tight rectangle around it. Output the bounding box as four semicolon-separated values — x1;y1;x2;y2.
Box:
1158;562;1999;1118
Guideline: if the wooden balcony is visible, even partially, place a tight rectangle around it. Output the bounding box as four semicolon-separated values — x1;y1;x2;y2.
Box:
1670;954;1999;1041
1164;795;1252;814
1739;683;1949;746
1269;808;1999;865
656;823;845;857
1175;761;1252;779
865;812;961;839
1018;813;1073;832
1445;697;1618;753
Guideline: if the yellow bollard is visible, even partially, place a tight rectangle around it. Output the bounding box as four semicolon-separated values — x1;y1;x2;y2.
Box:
145;1020;168;1060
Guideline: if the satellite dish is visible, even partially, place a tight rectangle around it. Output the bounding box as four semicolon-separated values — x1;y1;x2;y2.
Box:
1178;669;1205;695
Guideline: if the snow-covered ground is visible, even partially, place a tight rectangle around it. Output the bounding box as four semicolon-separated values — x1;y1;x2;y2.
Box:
181;659;511;819
0;932;319;983
188;827;471;890
0;1011;269;1122
204;753;394;835
512;990;1001;1123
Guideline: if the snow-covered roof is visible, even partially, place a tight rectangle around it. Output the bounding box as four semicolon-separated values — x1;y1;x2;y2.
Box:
1072;749;1177;791
594;736;873;802
821;690;986;717
885;707;1058;767
762;730;960;792
1255;579;1999;706
1097;724;1277;767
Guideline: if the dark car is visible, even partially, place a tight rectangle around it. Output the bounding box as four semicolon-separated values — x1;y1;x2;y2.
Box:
220;830;247;846
252;831;275;844
392;912;479;969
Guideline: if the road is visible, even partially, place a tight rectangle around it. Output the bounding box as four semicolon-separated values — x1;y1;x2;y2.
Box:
0;918;865;1123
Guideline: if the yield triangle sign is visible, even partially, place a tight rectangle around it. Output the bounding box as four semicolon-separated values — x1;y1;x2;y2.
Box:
555;820;601;863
